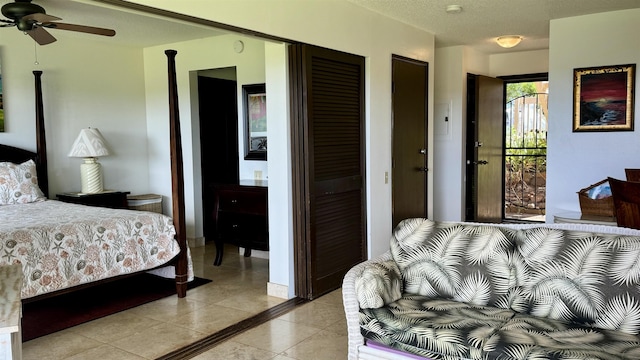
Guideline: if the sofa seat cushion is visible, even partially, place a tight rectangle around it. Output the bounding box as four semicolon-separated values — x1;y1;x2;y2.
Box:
359;295;517;359
484;313;640;360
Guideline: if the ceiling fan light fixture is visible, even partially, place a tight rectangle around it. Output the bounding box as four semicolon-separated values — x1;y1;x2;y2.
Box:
496;35;523;48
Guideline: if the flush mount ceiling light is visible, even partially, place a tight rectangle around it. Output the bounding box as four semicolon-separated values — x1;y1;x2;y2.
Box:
445;4;462;14
496;35;523;48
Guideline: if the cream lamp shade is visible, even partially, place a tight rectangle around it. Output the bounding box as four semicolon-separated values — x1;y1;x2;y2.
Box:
496;35;523;48
68;128;110;194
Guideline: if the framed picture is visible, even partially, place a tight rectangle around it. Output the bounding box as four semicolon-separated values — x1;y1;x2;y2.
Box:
573;64;635;132
243;83;267;160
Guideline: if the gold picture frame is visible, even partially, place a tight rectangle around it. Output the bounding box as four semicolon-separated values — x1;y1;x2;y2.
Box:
573;64;635;132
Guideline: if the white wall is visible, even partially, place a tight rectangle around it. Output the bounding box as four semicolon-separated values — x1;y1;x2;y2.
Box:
132;0;435;297
143;34;266;241
433;46;491;221
0;28;150;197
490;50;549;78
546;9;640;220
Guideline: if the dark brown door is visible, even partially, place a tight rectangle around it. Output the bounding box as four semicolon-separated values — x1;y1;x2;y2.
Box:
465;74;504;222
391;56;428;228
290;44;366;299
198;76;239;240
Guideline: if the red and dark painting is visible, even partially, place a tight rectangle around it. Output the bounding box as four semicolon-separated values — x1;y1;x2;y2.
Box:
579;71;628;126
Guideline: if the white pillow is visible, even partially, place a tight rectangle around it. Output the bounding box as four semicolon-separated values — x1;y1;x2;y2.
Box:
0;160;46;205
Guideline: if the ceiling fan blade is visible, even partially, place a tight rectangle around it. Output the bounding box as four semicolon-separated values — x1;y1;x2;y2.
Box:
27;26;56;45
0;19;14;24
42;22;115;37
23;13;62;23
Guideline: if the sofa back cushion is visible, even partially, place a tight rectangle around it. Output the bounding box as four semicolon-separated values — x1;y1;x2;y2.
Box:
390;219;523;310
508;227;640;335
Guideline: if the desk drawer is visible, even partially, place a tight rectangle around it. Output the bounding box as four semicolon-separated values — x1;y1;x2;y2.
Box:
217;213;269;251
217;189;267;215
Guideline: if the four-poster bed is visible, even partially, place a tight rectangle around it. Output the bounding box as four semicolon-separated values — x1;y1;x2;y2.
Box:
0;50;190;300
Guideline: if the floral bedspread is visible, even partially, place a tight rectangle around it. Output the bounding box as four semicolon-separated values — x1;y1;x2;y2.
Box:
0;200;184;299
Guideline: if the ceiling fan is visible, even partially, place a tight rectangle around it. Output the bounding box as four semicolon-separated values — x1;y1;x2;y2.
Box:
0;0;115;45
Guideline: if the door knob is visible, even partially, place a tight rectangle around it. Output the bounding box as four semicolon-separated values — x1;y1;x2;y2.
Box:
419;149;427;154
418;167;428;172
474;160;488;165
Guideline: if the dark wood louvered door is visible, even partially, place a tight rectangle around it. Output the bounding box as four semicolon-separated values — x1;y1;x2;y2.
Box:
290;44;366;299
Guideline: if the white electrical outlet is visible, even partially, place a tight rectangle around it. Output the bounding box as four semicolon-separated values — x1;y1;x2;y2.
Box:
254;171;263;180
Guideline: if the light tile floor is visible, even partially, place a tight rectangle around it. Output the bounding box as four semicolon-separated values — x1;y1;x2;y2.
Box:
22;242;348;360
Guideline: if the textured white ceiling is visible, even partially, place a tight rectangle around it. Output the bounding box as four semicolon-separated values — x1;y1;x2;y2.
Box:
2;0;640;53
0;0;227;47
346;0;640;53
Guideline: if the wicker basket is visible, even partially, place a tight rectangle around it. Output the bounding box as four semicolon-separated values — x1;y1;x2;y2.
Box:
577;179;615;217
127;194;162;214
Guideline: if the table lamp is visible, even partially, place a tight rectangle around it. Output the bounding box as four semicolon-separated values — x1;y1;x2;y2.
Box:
68;128;110;193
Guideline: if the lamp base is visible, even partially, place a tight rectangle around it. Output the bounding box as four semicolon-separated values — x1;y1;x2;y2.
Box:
80;158;104;194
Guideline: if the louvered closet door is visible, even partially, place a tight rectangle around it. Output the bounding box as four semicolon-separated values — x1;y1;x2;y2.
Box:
290;44;366;299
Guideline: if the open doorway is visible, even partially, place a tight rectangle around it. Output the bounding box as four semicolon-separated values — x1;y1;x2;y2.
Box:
465;73;548;223
197;68;239;241
503;75;548;222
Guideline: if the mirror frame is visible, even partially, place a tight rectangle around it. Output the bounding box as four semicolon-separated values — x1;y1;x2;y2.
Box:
243;83;267;160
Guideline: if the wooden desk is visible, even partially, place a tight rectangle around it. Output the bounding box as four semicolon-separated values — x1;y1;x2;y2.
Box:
553;211;617;226
213;181;268;266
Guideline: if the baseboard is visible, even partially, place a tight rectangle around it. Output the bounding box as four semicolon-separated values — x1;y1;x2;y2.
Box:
238;247;269;259
188;237;205;248
267;282;289;299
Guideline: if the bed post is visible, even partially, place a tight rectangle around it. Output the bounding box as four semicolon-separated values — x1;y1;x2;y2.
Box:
165;50;188;298
33;70;49;198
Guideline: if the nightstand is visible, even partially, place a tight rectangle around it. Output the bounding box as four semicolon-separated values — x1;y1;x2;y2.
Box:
56;191;130;209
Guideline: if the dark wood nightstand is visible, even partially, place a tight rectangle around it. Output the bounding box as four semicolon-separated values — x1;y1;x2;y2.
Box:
56;191;130;209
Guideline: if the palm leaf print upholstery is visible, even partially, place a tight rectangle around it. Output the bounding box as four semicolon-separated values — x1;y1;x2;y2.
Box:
355;219;640;359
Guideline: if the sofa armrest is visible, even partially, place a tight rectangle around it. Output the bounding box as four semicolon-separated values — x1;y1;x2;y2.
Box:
343;251;398;360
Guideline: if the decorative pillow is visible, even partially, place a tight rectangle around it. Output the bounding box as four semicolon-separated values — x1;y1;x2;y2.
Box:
356;260;403;309
0;160;46;205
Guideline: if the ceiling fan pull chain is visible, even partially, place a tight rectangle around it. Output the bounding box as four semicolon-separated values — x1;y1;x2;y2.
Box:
33;41;39;65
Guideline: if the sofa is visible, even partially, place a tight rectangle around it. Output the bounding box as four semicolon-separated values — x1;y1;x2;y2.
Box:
343;219;640;360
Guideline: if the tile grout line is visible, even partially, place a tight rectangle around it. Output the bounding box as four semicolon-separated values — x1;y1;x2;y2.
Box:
155;296;309;360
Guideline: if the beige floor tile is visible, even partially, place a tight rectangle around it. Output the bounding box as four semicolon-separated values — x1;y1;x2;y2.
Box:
183;280;249;304
191;340;277;360
323;317;348;336
125;292;211;323
277;300;345;329
168;303;253;334
65;344;147;360
214;287;286;313
110;321;205;358
67;310;164;343
232;318;322;353
314;289;344;307
271;355;299;360
281;329;348;360
22;330;104;360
